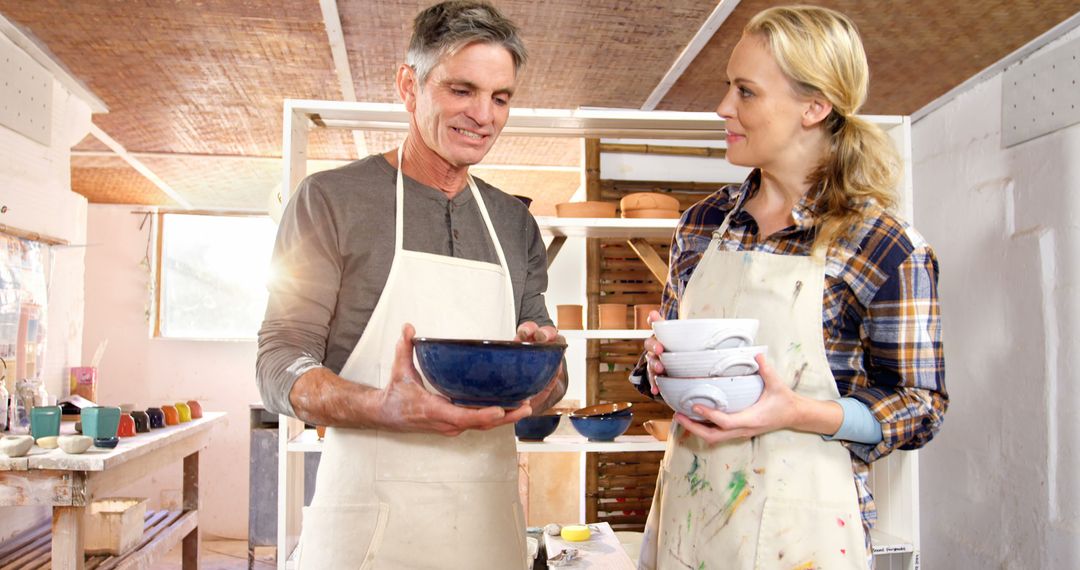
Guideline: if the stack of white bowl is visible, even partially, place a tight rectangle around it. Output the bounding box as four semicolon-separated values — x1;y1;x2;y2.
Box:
651;319;766;421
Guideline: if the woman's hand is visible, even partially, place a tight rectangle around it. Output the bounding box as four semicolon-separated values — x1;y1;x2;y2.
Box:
674;353;843;444
642;310;667;396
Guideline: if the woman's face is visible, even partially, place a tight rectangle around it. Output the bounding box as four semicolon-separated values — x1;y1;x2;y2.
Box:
716;34;814;170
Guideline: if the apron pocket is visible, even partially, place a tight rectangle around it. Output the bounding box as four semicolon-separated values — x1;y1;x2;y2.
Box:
297;503;390;570
754;496;866;570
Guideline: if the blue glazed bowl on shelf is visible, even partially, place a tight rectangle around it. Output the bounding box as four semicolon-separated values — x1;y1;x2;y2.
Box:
515;414;562;441
569;412;633;442
413;338;566;408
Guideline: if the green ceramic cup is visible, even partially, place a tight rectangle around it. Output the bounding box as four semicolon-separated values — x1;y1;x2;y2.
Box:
81;406;122;439
30;406;62;439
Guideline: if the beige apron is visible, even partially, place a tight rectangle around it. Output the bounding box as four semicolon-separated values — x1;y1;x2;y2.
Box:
640;197;869;569
296;143;526;569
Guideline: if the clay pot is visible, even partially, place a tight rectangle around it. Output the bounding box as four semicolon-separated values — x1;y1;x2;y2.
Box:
186;400;203;419
598;303;628;330
644;419;672;441
316;426;327;440
0;436;35;457
621;208;681;219
131;411;151;433
117;414;136;437
175;403;192;423
634;304;662;330
37;436;59;449
556;304;583;330
555;201;617;219
58;435;92;454
162;405;179;426
146;408;165;429
620;192;680;212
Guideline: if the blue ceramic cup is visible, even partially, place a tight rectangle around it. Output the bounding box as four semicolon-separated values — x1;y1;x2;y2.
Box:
30;406;62;439
81;406;122;439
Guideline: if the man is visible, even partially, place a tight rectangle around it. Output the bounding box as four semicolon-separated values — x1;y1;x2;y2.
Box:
256;2;566;567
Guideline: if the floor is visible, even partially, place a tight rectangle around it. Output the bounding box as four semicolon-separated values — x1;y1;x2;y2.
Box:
160;538;275;569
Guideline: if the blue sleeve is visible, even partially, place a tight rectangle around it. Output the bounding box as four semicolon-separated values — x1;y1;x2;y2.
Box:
824;397;883;445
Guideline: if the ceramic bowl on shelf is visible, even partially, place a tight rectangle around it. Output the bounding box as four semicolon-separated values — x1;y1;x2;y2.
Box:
555;201;617;218
413;338;566;408
651;318;759;352
659;345;767;378
656;375;764;421
570;402;633;418
515;413;562;441
569;412;633;441
620;208;681;219
643;419;672;441
620;192;681;213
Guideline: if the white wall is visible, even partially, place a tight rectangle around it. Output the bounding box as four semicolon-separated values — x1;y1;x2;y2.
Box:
0;32;91;541
913;30;1080;568
83;205;262;539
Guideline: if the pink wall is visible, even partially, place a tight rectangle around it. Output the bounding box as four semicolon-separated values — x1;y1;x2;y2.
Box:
83;204;262;539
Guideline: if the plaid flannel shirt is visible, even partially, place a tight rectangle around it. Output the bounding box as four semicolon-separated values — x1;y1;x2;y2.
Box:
648;170;948;532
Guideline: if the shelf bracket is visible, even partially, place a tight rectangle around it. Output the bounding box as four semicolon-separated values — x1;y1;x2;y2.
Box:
626;238;668;283
546;236;567;267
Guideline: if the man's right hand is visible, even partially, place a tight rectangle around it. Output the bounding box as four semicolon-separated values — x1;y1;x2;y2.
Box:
374;323;532;436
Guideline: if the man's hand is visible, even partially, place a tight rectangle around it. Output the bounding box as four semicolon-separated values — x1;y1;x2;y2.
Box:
516;321;568;414
375;324;533;436
642;310;666;396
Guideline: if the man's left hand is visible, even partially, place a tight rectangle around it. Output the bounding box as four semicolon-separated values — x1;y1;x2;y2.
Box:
516;321;568;414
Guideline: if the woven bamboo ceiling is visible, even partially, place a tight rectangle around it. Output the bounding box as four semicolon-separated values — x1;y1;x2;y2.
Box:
1;0;1078;213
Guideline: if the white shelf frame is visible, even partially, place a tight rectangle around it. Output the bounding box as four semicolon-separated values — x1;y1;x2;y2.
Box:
278;100;919;569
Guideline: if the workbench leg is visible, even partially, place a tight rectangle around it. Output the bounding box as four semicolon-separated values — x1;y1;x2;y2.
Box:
52;505;86;570
183;451;200;569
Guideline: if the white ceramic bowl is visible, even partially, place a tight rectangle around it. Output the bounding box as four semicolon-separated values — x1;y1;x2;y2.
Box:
659;345;767;378
651;319;759;352
656;375;764;421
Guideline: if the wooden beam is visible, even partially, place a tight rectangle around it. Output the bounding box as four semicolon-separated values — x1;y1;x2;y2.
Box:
182;453;199;568
88;124;193;209
641;0;742;111
545;236;566;267
626;239;669;283
0;223;69;246
599;143;725;159
318;0;368;158
51;506;86;570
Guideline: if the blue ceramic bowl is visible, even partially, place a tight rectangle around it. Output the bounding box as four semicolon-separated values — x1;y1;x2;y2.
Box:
570;413;633;442
413;338;566;408
515;414;562;441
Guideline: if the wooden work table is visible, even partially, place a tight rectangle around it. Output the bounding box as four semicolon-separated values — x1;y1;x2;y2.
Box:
0;412;226;569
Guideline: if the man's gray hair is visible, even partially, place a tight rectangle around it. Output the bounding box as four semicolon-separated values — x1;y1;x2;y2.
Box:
407;1;527;85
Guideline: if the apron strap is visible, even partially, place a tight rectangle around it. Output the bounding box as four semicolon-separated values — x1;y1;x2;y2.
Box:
395;141;515;302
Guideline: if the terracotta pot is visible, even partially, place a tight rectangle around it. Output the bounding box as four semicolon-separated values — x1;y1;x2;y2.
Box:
620;192;680;212
598;303;628;329
186;400;203;419
316;425;327;440
555;201;617;218
621;208;681;219
556;304;583;330
162;405;179;426
634;304;661;330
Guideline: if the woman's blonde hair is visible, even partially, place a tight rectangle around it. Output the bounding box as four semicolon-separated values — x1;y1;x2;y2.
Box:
745;6;900;250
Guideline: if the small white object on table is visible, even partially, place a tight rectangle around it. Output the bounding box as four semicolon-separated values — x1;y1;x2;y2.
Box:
543;522;635;569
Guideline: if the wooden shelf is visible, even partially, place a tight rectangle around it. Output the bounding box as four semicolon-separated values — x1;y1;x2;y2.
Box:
562;329;652;339
870;529;915;555
289;430;666;453
536;216;678;239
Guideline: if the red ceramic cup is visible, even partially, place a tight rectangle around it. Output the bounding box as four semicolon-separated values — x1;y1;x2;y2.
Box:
117;413;136;437
186;400;203;419
162;405;179;426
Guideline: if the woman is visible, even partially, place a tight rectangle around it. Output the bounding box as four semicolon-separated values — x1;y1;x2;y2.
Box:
637;6;947;569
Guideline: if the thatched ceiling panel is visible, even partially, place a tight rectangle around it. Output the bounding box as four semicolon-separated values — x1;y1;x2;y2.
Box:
659;0;1080;115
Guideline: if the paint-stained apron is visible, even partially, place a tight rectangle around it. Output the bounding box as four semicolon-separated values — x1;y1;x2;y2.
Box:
639;199;869;570
296;142;526;570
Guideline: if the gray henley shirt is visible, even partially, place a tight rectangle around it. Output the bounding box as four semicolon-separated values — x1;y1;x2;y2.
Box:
256;155;554;417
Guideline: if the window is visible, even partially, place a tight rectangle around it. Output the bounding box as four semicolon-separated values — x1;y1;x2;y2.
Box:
158;214;277;339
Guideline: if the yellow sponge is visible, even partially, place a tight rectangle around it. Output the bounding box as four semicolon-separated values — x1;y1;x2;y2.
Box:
560;524;591;542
